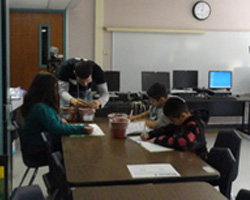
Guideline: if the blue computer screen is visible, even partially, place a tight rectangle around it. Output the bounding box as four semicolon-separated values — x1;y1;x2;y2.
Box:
209;71;232;89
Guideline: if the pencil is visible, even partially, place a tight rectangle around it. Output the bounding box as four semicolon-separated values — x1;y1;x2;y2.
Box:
129;109;134;117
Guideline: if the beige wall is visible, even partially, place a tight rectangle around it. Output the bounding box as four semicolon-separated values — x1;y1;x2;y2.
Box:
67;0;250;69
104;0;250;30
67;0;95;60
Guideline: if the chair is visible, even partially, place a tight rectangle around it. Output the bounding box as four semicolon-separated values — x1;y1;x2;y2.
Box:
10;185;45;200
236;189;250;200
18;131;49;186
206;147;236;199
41;132;59;198
46;151;72;200
213;129;241;181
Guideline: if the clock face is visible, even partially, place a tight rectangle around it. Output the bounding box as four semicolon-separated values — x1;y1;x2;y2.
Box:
193;1;211;20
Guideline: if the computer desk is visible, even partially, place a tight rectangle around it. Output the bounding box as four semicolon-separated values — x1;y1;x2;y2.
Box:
178;94;250;134
62;118;219;187
73;182;227;200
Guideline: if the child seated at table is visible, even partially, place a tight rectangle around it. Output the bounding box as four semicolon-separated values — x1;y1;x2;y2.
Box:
21;71;93;158
141;97;208;160
129;83;169;129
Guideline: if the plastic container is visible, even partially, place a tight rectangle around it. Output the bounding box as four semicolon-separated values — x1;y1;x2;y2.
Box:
110;117;129;139
78;108;95;122
60;106;95;122
60;106;76;122
108;113;128;129
108;113;128;120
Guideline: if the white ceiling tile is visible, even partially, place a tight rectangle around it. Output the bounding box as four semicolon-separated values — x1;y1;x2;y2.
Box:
9;0;48;9
9;0;82;10
48;0;71;10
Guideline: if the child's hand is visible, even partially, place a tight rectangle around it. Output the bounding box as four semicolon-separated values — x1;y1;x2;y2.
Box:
129;115;140;122
128;115;135;121
85;126;93;135
148;137;156;143
145;120;158;129
140;132;149;141
61;118;68;124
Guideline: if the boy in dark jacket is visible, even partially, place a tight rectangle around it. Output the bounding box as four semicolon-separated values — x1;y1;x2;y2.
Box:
141;97;208;160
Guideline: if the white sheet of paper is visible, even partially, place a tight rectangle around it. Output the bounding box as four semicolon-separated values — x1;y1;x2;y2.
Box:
127;163;180;178
129;136;173;152
125;121;151;135
70;123;105;137
88;124;105;136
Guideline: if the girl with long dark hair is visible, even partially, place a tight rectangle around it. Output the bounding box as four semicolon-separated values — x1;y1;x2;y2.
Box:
21;71;92;155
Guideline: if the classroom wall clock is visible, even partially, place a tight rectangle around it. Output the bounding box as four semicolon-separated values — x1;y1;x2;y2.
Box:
192;1;211;20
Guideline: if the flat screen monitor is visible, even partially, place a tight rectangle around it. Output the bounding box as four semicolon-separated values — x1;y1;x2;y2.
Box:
104;71;120;92
209;71;232;89
141;71;170;92
172;70;198;89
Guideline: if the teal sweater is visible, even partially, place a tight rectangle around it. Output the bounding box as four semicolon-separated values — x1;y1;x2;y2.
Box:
21;103;87;152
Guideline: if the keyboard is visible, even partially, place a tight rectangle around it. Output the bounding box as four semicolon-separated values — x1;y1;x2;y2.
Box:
208;95;237;101
180;95;237;101
171;89;197;94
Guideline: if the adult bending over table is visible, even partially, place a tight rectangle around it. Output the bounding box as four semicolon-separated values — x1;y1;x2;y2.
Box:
56;58;109;109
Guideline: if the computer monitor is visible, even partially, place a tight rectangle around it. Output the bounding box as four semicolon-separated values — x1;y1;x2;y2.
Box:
141;71;170;92
104;71;120;92
208;71;232;90
172;70;198;89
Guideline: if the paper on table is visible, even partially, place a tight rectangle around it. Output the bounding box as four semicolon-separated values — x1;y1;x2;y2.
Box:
127;163;180;178
129;136;173;152
125;121;151;135
70;123;105;137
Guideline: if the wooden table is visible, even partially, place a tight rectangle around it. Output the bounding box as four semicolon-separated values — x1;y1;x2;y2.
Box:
62;118;219;187
73;182;226;200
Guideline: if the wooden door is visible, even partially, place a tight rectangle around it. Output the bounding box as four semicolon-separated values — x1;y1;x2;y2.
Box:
10;11;64;90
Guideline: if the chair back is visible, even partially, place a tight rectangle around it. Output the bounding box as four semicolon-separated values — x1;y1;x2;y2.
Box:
207;147;236;199
49;151;72;200
236;189;250;200
17;130;49;186
18;129;49;167
214;129;241;180
10;185;45;200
